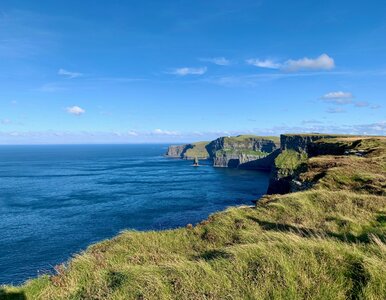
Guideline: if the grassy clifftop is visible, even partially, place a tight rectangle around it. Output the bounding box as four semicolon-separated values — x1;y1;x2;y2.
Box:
2;137;386;300
222;135;280;144
183;141;210;159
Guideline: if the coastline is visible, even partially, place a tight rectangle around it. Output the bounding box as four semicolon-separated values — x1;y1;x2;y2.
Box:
2;135;386;299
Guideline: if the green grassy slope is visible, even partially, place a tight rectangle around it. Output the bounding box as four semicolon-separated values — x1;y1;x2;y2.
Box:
2;137;386;300
184;141;210;159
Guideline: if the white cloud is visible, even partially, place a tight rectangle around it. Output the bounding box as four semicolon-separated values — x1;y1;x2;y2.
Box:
153;129;179;136
283;54;335;72
203;57;230;66
321;91;353;104
246;59;280;69
321;92;378;108
58;68;83;79
66;106;85;116
245;54;335;72
169;67;207;76
322;91;353;99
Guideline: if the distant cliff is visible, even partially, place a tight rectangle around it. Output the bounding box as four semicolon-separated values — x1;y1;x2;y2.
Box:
166;135;280;169
280;134;349;152
166;141;210;159
166;144;192;158
207;135;280;168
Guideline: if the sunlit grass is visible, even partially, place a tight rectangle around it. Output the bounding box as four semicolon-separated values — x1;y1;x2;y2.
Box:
2;137;386;299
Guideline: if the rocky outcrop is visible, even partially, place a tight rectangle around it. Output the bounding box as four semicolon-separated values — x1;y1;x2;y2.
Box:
166;142;210;159
207;136;279;168
268;134;348;194
212;152;264;168
239;149;281;170
207;136;278;157
166;144;192;158
280;134;340;152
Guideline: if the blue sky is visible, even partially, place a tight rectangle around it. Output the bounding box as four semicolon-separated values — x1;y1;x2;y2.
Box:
0;0;385;144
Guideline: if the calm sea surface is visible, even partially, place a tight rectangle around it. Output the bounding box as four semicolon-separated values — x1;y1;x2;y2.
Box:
0;144;269;284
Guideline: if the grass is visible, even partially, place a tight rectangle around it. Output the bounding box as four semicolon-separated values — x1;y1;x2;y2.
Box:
274;149;308;176
184;141;210;159
223;135;280;144
2;136;386;300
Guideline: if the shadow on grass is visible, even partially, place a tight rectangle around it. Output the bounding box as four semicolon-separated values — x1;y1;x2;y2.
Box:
0;289;26;300
247;216;372;243
196;249;232;261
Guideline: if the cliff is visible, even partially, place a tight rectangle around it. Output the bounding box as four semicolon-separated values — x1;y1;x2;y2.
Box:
166;144;192;158
280;133;350;152
166;135;280;169
206;135;279;168
166;141;210;159
5;135;386;299
267;134;380;194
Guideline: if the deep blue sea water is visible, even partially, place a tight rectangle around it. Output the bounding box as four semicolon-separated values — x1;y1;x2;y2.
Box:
0;144;270;284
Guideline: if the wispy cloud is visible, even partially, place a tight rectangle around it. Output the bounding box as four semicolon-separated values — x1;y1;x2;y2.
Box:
201;57;230;66
301;119;324;125
322;91;353;99
326;107;346;113
58;68;83;79
168;67;207;76
246;54;335;72
320;91;380;109
321;91;353;104
66;106;85;116
1;118;12;125
354;101;370;107
207;71;347;87
36;83;67;92
1;121;385;144
152;128;180;136
246;58;280;69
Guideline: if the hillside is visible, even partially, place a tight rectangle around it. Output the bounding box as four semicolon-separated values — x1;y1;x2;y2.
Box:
2;135;386;300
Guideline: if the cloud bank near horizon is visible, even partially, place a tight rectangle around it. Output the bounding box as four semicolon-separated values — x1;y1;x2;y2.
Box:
1;121;385;144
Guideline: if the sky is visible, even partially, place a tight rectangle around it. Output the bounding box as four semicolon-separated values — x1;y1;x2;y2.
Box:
0;0;386;144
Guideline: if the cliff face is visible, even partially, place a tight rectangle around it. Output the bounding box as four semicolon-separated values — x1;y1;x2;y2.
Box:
166;142;210;159
280;134;342;152
166;144;192;158
267;134;351;194
213;152;264;168
207;136;280;168
166;135;280;169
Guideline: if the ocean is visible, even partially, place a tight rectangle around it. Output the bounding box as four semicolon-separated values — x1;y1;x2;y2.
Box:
0;144;270;284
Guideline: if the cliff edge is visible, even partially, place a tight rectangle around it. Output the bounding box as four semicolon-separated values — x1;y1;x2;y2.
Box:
3;135;386;300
